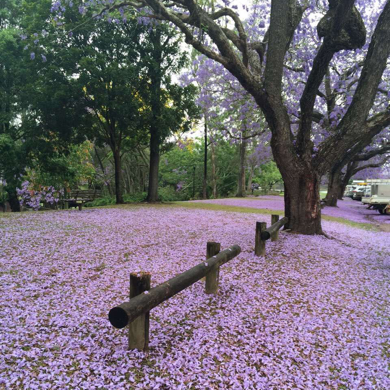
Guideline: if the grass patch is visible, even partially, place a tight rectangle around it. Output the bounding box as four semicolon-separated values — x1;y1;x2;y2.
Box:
321;215;377;231
171;201;284;216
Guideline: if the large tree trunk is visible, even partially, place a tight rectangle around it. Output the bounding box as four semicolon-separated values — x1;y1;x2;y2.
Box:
283;170;323;235
113;149;124;204
211;140;217;199
325;169;342;207
236;138;246;197
7;189;21;212
202;119;208;200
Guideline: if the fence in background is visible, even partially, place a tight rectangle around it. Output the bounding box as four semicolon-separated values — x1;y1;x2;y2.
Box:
255;215;289;256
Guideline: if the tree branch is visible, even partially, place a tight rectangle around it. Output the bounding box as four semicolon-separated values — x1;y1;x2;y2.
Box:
265;1;305;98
338;1;390;134
297;0;359;158
354;143;390;162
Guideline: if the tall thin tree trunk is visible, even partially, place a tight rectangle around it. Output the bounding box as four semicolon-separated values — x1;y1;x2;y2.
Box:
325;169;342;207
125;166;132;194
237;138;246;197
147;127;160;202
113;149;124;204
202;118;208;200
94;147;112;195
211;139;217;199
339;161;358;200
339;179;348;200
147;28;162;203
247;166;253;194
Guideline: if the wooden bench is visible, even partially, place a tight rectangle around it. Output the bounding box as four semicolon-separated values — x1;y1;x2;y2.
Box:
62;189;102;210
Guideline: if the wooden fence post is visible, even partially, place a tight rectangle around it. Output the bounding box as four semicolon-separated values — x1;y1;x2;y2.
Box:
128;272;151;351
205;242;221;294
271;215;279;241
255;222;266;256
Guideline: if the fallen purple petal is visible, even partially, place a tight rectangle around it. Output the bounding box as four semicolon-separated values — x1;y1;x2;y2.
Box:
0;204;389;388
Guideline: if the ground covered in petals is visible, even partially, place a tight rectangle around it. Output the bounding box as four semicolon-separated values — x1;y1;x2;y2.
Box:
190;196;390;226
1;205;389;389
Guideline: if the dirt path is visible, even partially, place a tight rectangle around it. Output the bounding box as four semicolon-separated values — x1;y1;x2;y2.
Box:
366;215;390;232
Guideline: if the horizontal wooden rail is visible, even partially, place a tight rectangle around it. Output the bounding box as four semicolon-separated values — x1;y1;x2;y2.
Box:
255;215;288;256
260;217;289;241
109;244;241;330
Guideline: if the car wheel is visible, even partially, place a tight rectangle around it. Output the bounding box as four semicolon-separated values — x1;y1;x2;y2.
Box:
378;208;384;215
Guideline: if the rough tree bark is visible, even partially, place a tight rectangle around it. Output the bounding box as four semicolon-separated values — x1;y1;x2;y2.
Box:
325;161;358;207
325;169;343;207
281;162;323;234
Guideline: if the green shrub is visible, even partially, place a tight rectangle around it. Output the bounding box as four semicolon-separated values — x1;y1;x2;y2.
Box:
85;188;189;206
158;186;188;202
123;192;147;203
85;196;116;207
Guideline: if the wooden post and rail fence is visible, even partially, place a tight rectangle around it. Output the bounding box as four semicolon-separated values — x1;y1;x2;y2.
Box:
108;214;287;350
255;215;288;256
109;243;241;350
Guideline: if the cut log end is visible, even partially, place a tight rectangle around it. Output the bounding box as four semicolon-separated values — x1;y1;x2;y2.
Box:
260;231;271;241
109;307;129;329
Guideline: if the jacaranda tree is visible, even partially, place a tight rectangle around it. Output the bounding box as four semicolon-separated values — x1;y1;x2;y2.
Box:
47;1;390;234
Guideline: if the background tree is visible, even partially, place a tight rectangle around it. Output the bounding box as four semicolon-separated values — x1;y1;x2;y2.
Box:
137;24;200;202
325;137;390;206
0;0;94;210
183;55;265;198
25;2;199;204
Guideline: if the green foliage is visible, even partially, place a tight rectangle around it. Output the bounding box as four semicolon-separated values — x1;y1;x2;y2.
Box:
124;192;147;203
24;141;97;190
158;138;240;199
158;186;188;202
0;0;96;209
85;192;147;207
256;161;283;192
214;141;240;197
159;141;202;200
85;196;116;207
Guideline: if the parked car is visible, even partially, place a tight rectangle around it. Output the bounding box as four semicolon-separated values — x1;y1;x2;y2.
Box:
361;187;372;204
369;195;390;214
352;186;367;201
344;185;355;198
368;184;390;214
